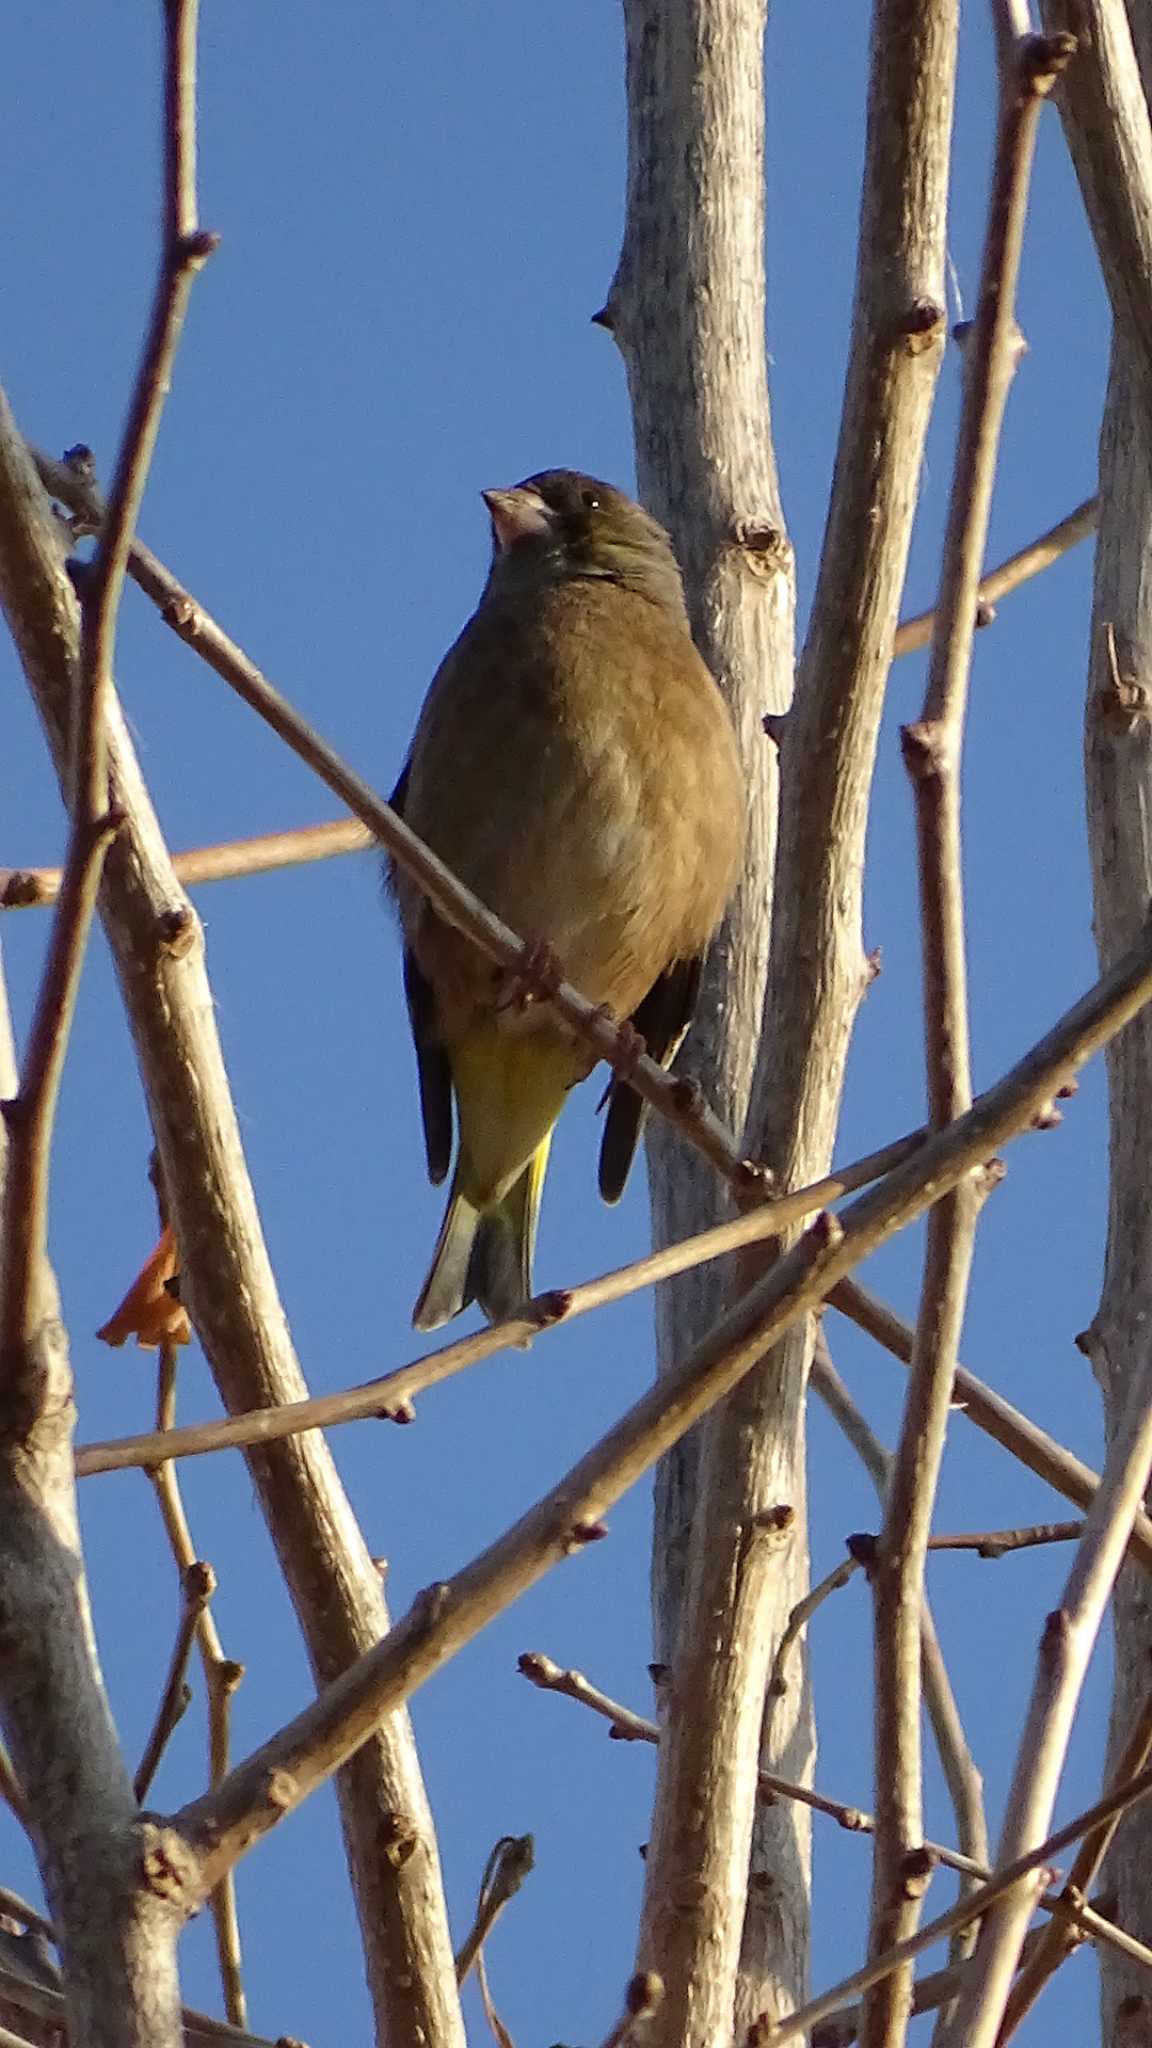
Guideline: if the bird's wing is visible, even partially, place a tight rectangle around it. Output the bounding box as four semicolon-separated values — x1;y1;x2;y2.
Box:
598;954;703;1204
390;760;454;1185
403;951;454;1185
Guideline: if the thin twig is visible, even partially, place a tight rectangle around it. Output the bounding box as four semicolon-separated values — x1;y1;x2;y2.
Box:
812;1928;1051;2047
170;911;1152;1889
134;1559;214;1803
832;1275;1152;1570
148;1343;247;2029
517;1653;965;1869
1;817;372;908
0;8;214;2042
864;28;1072;2041
74;1125;925;1476
927;1523;1083;1556
0;0;215;1369
940;1344;1152;2040
5;401;468;2045
997;1684;1152;2035
892;496;1097;655
751;1765;1152;2045
453;1836;535;1988
767;1559;862;1704
516;1655;1150;1975
809;1335;990;1904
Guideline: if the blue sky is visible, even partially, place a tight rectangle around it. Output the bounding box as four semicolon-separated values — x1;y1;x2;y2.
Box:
1;5;1120;2043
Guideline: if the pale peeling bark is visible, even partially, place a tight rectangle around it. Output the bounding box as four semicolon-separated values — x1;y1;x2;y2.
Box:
603;0;795;2034
1040;3;1152;2041
605;0;791;1676
607;0;955;2036
1075;339;1152;2047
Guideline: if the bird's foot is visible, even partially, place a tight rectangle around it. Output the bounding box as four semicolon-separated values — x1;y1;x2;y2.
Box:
594;1011;647;1081
498;936;566;1012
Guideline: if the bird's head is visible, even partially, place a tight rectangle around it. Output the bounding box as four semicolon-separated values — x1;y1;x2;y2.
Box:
481;470;688;619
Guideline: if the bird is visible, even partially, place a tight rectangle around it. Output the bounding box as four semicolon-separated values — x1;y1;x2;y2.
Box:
389;469;745;1332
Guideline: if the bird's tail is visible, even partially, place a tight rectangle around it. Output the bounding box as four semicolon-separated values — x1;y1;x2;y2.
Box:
412;1135;552;1333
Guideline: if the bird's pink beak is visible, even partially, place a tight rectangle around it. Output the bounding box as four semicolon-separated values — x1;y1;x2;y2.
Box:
482;485;552;551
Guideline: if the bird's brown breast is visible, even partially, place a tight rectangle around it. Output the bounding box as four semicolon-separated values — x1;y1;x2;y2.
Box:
398;577;744;1039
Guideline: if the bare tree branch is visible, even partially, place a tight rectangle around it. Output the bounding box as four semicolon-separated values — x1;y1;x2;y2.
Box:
145;1342;246;2026
133;1561;214;1805
172;914;1152;1890
625;0;959;2030
810;1340;988;1992
862;29;1073;2039
0;3;214;2038
0;397;466;2048
75;1124;924;1476
892;496;1097;655
1036;7;1152;2037
453;1836;535;1988
752;1763;1152;2046
1;817;372;908
1040;0;1152;413
998;1685;1152;2036
940;1324;1152;2037
833;1275;1152;1570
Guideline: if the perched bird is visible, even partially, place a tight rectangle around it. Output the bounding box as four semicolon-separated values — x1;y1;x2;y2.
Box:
390;470;744;1331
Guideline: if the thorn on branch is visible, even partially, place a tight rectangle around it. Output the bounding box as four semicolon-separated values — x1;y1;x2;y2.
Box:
566;1519;609;1552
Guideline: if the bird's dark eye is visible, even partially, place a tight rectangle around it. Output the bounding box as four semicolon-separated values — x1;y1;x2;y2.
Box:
581;490;600;510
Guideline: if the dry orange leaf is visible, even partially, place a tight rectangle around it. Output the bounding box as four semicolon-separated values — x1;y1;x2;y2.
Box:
97;1224;191;1349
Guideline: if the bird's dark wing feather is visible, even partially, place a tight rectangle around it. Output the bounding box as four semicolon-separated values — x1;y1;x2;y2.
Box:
598;955;703;1204
390;760;454;1184
403;952;453;1185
